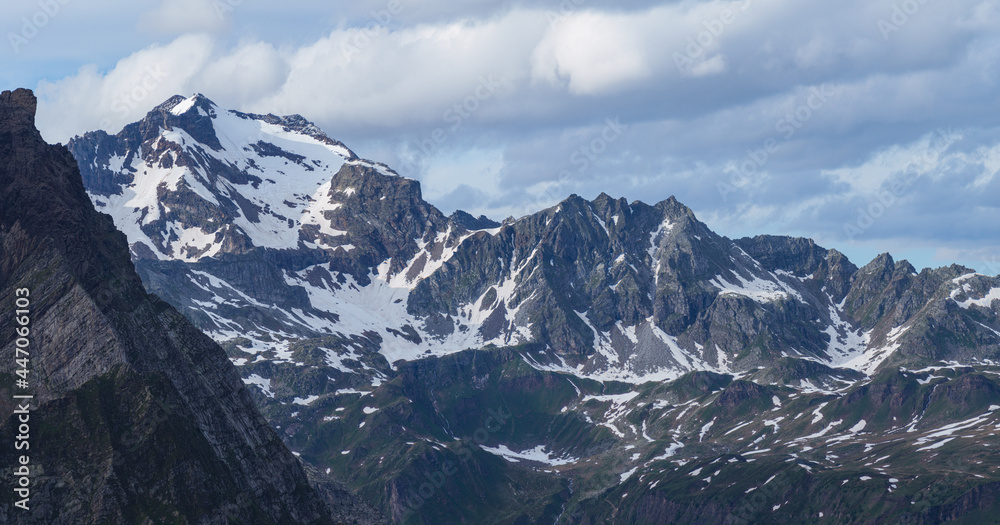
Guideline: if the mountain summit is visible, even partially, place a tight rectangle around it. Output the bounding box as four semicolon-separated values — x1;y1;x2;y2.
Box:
69;93;398;262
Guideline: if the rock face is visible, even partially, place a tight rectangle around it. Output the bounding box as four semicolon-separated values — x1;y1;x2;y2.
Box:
66;93;1000;524
0;89;382;524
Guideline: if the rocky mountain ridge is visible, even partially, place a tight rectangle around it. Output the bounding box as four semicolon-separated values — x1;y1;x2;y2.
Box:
69;96;1000;382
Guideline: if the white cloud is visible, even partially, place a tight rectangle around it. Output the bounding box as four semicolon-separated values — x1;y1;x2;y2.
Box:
36;34;216;142
249;12;543;127
688;54;727;77
822;129;963;197
531;11;651;95
38;1;996;143
192;41;288;105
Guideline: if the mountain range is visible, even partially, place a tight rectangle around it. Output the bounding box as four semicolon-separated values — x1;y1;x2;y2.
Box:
56;92;1000;523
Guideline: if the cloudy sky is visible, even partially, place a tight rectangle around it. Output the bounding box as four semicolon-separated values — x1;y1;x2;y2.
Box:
3;0;1000;272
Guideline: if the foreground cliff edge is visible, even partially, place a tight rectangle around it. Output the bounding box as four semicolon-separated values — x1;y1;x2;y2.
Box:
0;89;382;523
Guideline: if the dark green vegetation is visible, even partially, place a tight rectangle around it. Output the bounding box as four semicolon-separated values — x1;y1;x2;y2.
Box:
241;335;1000;524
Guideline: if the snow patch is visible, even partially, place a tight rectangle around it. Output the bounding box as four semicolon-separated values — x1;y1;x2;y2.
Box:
480;444;578;466
243;374;274;398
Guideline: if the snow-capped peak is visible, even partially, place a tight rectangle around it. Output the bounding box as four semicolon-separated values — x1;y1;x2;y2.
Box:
169;94;206;116
73;94;397;262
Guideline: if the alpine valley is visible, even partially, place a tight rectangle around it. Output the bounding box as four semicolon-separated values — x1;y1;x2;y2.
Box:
67;93;1000;524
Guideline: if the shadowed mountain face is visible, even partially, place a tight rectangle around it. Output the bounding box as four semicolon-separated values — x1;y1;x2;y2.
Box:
0;89;383;524
67;94;1000;524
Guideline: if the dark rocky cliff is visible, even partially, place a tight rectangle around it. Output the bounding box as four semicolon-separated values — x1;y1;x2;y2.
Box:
0;88;382;524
